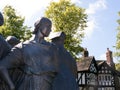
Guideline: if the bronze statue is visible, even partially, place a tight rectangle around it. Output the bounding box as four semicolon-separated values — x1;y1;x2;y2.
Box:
6;36;20;48
0;35;12;90
0;12;11;59
0;17;59;90
6;36;25;90
0;12;11;67
50;31;79;90
0;35;11;59
0;12;11;90
0;12;24;90
0;12;4;26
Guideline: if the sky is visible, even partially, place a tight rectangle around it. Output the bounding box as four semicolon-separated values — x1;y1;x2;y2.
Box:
0;0;120;63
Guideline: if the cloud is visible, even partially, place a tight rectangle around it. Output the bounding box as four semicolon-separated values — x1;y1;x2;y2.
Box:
0;0;60;26
0;0;51;19
84;18;97;38
83;0;107;39
86;0;107;15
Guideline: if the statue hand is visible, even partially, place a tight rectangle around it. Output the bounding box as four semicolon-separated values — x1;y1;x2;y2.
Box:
10;83;15;90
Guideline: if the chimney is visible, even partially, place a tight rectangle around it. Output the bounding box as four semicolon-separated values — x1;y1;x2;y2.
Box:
83;48;89;57
106;48;115;68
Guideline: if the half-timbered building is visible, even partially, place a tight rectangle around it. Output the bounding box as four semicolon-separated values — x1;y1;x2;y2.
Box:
77;48;120;90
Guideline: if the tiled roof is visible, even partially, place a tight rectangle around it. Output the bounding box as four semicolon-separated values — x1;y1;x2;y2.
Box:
96;60;120;76
77;56;94;71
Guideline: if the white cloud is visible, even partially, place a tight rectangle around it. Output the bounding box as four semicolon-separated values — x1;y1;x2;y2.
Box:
83;0;107;39
0;0;59;26
86;0;107;15
0;0;51;19
84;18;97;38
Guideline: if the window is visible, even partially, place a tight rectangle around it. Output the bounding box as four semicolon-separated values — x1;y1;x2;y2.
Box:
98;74;114;86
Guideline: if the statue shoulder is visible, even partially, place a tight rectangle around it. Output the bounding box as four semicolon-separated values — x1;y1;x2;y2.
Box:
14;40;30;49
50;42;59;51
13;42;23;49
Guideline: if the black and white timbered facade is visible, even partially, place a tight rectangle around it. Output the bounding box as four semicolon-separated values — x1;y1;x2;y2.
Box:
77;48;120;90
77;56;98;90
97;61;116;90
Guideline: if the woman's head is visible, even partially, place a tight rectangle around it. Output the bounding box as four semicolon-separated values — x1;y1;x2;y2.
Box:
6;36;20;47
33;17;52;37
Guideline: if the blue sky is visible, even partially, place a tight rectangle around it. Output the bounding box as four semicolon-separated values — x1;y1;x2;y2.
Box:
0;0;120;63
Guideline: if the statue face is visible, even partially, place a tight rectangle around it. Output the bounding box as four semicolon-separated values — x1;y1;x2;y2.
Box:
41;23;52;37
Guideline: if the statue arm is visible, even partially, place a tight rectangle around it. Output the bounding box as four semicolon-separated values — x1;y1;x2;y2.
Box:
0;67;15;90
0;45;24;90
0;35;11;59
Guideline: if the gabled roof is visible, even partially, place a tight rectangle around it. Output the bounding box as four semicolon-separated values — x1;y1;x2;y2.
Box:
97;60;120;76
97;60;115;70
97;61;110;70
77;56;95;72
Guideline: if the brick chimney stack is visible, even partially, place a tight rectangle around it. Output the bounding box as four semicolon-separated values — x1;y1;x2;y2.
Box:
83;48;89;57
106;48;115;68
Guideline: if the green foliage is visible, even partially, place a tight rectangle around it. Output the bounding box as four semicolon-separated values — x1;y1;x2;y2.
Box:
115;63;120;71
0;5;32;41
45;0;87;59
115;11;120;61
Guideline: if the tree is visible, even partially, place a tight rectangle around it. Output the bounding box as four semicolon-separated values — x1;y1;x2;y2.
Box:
115;63;120;71
0;5;32;41
114;12;120;70
45;0;87;59
115;12;120;60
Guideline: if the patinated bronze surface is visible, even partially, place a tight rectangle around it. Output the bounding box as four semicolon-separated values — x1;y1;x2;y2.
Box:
0;17;59;90
0;12;11;90
6;36;20;48
0;35;11;90
0;35;11;59
0;12;4;26
0;12;11;59
0;15;79;90
50;31;79;90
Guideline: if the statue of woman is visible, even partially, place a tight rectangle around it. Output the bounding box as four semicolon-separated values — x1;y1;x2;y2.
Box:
0;17;59;90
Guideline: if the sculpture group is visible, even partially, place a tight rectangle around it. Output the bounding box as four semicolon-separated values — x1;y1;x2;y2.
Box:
0;12;79;90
